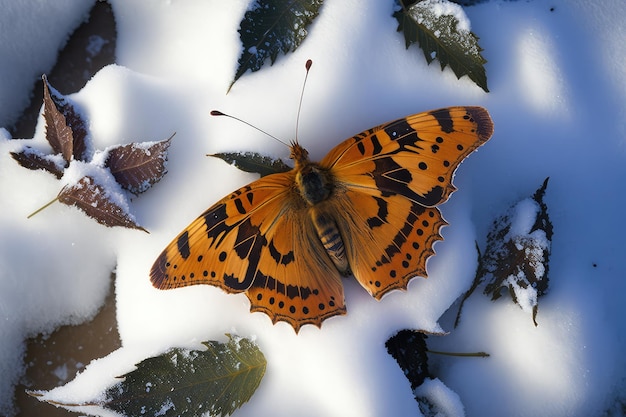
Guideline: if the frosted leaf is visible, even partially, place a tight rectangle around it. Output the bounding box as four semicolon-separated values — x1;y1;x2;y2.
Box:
456;178;552;326
481;178;552;325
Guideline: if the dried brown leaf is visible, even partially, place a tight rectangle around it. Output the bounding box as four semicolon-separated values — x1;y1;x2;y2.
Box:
42;75;89;162
43;76;73;161
57;176;147;231
481;178;551;325
105;135;173;194
456;178;552;327
10;147;66;179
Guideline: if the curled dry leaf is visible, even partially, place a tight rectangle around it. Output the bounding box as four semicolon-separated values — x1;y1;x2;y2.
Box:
482;177;552;325
42;74;90;162
456;178;552;326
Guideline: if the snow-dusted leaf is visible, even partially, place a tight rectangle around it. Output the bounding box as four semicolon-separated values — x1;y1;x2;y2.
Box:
42;75;74;162
10;147;66;179
231;0;324;90
386;330;484;414
481;178;552;325
210;151;291;177
57;176;146;231
42;75;90;162
457;178;552;326
105;134;173;194
413;378;466;417
393;0;488;92
103;335;266;417
386;330;430;390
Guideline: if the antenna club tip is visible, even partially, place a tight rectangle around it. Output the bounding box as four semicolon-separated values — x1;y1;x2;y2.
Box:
210;110;225;116
305;59;313;70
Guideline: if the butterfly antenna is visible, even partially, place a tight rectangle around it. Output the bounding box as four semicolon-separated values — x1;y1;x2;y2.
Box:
210;110;289;148
295;59;313;144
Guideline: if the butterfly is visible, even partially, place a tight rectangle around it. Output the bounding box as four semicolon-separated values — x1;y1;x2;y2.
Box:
150;106;493;332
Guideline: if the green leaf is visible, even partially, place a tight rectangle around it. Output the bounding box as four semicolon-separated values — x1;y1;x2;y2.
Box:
210;151;291;177
393;0;489;92
230;0;324;91
103;335;266;417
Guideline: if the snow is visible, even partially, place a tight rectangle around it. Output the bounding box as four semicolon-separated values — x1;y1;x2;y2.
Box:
1;0;626;416
0;0;96;127
413;378;465;417
411;0;471;33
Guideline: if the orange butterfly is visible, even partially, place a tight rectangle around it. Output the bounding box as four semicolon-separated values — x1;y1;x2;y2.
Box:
150;105;493;332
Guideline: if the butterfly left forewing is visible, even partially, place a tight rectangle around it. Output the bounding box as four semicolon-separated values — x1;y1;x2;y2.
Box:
150;175;294;292
150;171;346;332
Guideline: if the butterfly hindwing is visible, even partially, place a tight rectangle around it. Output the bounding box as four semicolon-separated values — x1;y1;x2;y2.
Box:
150;172;346;332
244;206;347;330
311;185;446;299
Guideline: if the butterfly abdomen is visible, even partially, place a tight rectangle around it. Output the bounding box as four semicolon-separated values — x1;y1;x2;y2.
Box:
310;207;350;275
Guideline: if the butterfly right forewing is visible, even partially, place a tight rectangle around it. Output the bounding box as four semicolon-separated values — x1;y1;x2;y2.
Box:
319;106;493;299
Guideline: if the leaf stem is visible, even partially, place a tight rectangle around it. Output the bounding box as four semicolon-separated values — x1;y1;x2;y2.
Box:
426;349;490;358
27;197;59;219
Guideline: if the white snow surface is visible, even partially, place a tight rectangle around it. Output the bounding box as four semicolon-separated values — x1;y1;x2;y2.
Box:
411;0;471;33
1;0;626;416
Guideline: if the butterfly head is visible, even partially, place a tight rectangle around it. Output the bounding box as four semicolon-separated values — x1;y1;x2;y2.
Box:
289;141;310;168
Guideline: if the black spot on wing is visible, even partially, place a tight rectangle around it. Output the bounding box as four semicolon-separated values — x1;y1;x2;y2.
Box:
371;134;383;155
177;231;191;259
418;187;445;206
357;141;366;156
251;271;314;302
384;119;418;140
367;196;389;229
234;198;246;214
222;218;267;291
268;239;295;266
429;108;454;133
203;203;233;247
372;157;444;206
